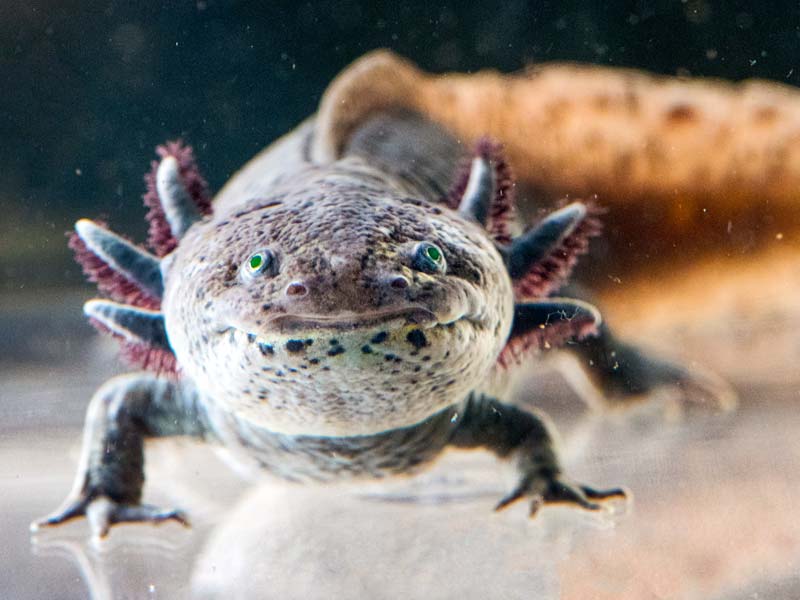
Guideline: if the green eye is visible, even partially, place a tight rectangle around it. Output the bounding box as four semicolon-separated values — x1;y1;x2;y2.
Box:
412;242;446;274
249;254;264;270
243;249;276;278
425;246;442;262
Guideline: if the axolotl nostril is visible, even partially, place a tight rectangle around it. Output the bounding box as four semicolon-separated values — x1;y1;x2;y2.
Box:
33;108;641;538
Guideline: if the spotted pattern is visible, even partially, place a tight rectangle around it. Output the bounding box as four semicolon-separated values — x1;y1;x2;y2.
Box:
406;328;428;350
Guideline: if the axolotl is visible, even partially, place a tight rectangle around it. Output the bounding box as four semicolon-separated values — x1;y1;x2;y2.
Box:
33;102;713;538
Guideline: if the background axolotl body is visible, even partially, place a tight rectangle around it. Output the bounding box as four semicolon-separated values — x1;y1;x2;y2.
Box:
34;71;729;538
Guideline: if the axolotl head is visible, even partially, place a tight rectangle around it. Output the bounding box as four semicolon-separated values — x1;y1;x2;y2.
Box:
163;165;514;436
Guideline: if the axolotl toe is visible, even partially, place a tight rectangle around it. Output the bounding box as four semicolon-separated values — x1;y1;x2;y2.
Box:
34;114;625;538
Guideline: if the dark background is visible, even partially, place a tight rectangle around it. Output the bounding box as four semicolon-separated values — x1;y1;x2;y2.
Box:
2;0;800;291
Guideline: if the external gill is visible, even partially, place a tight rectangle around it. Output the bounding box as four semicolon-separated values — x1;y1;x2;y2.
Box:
143;140;213;256
73;219;163;302
453;139;603;365
69;141;212;373
448;137;515;245
85;300;170;350
69;219;162;310
498;299;601;368
155;156;203;240
84;299;177;373
510;199;604;300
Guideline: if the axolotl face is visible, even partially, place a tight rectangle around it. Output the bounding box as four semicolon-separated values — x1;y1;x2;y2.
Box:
162;168;514;436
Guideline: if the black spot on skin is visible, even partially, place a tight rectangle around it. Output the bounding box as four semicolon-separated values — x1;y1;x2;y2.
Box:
422;355;431;361
361;345;373;354
262;303;272;312
247;333;256;343
309;358;321;365
258;343;275;356
414;366;422;372
305;339;313;346
329;339;339;346
406;329;428;349
327;346;345;357
286;339;306;353
371;331;388;344
384;353;396;361
275;370;285;377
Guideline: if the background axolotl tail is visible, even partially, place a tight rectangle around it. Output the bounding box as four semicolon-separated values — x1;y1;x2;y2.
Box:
312;50;800;385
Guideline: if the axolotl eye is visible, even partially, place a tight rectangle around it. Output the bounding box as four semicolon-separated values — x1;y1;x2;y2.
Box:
242;249;278;279
412;242;447;274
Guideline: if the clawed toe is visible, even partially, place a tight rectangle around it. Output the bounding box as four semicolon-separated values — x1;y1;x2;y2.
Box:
106;503;189;527
543;479;602;511
494;486;528;512
31;497;93;532
580;485;627;501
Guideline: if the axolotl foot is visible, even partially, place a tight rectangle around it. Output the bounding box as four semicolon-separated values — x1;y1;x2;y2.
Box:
31;373;208;538
449;394;628;518
494;472;627;517
32;495;189;539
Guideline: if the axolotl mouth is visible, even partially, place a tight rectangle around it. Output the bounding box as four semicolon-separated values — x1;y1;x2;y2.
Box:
215;305;483;368
265;306;440;334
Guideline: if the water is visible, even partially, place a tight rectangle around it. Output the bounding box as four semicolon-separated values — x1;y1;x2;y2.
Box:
4;3;800;599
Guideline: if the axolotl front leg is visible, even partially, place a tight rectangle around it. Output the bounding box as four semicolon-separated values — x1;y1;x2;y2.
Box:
32;373;209;538
31;148;218;537
448;296;627;514
451;395;626;515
